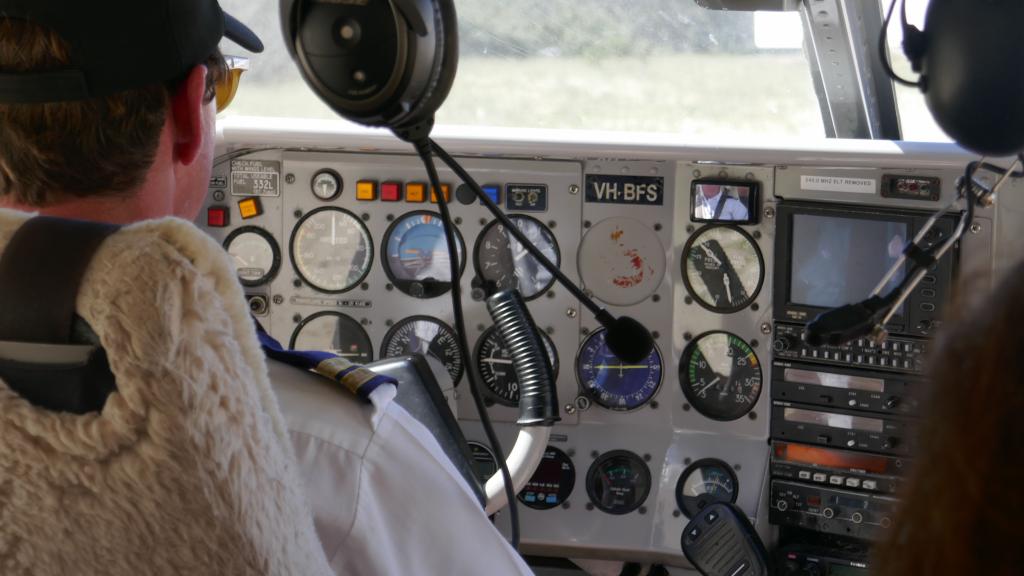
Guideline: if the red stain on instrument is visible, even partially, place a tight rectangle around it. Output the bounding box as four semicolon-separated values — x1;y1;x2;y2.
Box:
613;248;649;288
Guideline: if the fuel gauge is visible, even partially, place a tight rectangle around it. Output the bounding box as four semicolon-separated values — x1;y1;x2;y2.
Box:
676;458;739;518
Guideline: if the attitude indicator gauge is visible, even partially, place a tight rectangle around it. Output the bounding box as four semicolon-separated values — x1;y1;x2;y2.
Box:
381;316;464;385
675;458;739;518
383;211;465;299
577;328;662;411
578;217;666;306
682;225;764;313
289;311;373;363
586;450;651;515
476;325;559;406
290;207;373;293
224;226;280;287
680;331;762;421
474;215;560;299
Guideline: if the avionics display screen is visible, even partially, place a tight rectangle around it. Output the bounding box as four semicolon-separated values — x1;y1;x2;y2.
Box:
789;214;907;309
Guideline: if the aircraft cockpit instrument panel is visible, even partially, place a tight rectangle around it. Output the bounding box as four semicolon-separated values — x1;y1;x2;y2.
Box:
202;125;1016;569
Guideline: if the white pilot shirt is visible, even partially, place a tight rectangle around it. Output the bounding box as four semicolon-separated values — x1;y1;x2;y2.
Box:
696;191;749;221
268;359;534;575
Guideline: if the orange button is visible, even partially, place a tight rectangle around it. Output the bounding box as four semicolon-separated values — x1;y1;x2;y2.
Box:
430;184;451;203
356;180;377;201
406;183;426;203
238;197;262;219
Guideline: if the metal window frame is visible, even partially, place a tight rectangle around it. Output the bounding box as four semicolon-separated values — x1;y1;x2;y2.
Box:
799;0;902;139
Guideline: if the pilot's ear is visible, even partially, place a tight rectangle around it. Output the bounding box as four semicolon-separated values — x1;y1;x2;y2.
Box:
168;64;209;166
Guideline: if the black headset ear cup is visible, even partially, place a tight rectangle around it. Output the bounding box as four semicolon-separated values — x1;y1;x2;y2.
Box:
393;0;458;137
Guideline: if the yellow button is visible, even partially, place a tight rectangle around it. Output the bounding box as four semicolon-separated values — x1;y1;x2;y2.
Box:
238;197;262;219
430;184;451;203
406;183;426;203
356;180;377;201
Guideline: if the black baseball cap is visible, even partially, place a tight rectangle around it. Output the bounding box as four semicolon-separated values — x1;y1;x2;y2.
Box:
0;0;263;104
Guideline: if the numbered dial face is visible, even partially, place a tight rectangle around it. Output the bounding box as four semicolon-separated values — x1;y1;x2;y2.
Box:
311;169;342;201
586;450;651;515
290;207;373;293
381;316;464;385
383;211;465;299
289;312;373;363
682;225;764;313
578;217;666;306
676;459;739;518
474;215;560;299
577;329;662;411
518;446;576;510
476;326;559;406
680;332;763;421
224;226;280;287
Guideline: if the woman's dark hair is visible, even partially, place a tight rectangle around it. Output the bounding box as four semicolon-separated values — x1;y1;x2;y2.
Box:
872;261;1024;575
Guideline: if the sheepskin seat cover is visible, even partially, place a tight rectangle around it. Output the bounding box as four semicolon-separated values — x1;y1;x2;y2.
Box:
0;211;331;576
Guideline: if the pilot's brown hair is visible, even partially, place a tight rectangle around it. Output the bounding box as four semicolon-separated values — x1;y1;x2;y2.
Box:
0;19;222;206
872;262;1024;574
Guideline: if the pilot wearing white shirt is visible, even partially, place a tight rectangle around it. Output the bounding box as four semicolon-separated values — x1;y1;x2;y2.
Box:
271;359;534;575
695;184;750;221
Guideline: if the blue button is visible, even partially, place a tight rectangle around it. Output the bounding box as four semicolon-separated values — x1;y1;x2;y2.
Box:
524;494;536;502
482;185;500;204
547;494;558;503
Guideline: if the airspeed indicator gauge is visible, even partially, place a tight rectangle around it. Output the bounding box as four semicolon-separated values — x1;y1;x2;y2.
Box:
474;215;560;299
680;331;762;421
682;225;764;313
381;316;464;385
290;207;373;293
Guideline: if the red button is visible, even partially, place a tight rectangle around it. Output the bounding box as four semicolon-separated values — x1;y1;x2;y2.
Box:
207;206;228;227
381;182;402;202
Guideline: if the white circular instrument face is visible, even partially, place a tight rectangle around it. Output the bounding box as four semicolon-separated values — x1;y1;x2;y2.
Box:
577;217;666;306
290;207;373;293
682;225;764;313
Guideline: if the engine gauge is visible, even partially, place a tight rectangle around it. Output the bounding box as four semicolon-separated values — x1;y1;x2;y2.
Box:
475;325;559;407
289;311;373;363
586;450;651;515
224;226;281;287
290;207;373;293
473;215;560;299
577;329;662;411
682;225;764;313
383;211;465;298
381;316;464;385
675;458;739;518
518;446;575;510
311;169;342;201
680;331;763;421
578;217;666;306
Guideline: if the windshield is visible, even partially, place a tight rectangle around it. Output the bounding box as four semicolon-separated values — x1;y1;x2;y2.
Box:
219;0;823;140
